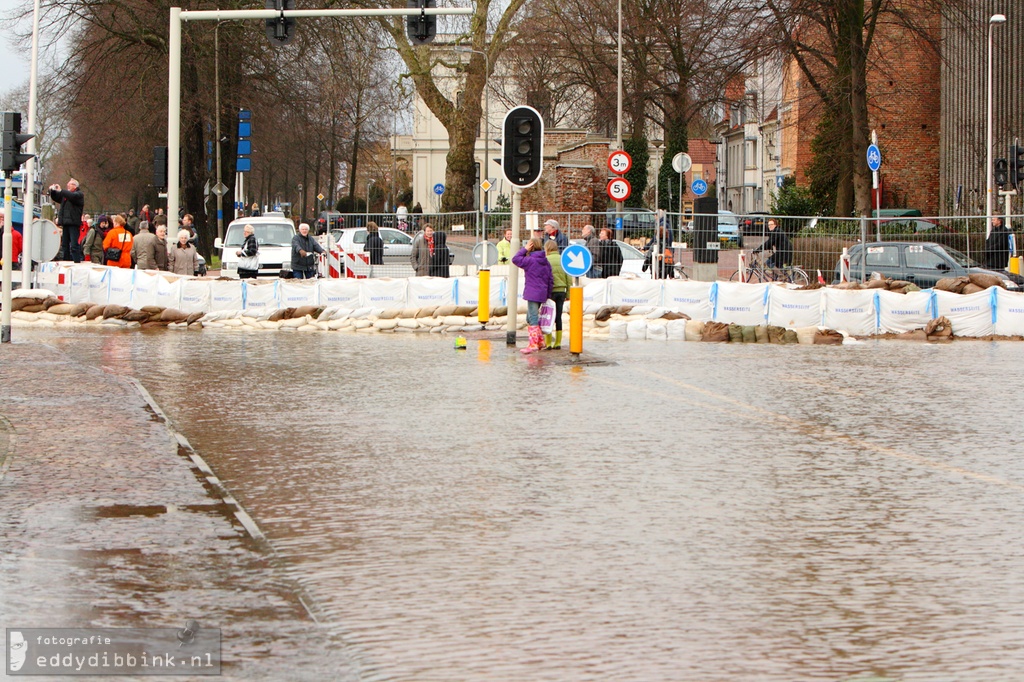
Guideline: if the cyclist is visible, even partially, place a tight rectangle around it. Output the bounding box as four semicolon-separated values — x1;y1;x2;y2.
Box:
752;218;793;270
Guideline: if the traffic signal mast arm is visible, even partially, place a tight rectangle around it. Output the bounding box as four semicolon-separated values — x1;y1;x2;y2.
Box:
178;6;470;20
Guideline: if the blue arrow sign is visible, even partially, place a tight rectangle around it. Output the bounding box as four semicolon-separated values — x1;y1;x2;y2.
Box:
691;178;708;196
433;183;445;195
867;144;882;172
560;243;592;277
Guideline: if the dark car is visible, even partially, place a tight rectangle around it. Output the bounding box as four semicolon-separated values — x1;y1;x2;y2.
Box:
316;211;344;234
834;241;1020;289
605;208;657;233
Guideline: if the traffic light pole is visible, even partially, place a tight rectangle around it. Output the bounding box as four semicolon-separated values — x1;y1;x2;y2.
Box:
2;174;13;343
506;187;521;346
21;0;40;286
165;5;472;220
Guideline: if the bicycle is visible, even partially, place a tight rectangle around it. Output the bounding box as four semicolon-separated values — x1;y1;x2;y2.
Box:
729;252;809;285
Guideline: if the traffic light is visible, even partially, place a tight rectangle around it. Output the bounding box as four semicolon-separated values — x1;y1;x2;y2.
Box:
0;112;34;174
1012;144;1024;189
995;157;1008;188
153;146;168;189
265;0;296;46
501;105;544;188
406;0;436;45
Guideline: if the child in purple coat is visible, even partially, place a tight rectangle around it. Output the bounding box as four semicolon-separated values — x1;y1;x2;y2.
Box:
512;237;554;354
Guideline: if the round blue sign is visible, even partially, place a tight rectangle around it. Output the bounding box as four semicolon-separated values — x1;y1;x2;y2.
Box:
560;243;593;277
433;183;445;195
691;178;708;196
866;144;882;172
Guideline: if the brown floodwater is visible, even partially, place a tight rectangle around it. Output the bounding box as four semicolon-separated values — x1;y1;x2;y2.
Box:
20;327;1024;681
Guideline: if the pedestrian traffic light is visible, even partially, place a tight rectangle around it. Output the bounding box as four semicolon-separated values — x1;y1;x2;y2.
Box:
265;0;296;46
995;158;1009;188
153;146;168;190
1012;144;1024;189
501;105;544;188
406;0;436;45
0;112;34;174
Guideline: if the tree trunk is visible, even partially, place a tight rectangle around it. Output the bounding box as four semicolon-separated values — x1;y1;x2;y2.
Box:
848;17;872;217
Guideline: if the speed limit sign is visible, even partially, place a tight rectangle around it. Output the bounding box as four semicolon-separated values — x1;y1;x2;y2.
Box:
607;177;632;202
607;150;632;175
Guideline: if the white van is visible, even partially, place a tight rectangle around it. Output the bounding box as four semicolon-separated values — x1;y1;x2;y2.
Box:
214;215;297;278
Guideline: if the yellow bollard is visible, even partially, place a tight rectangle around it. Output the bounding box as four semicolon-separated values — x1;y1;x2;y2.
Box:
1010;256;1021;275
478;269;490;324
569;285;583;355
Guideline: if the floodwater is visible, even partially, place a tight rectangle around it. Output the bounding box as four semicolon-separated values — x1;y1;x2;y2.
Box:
18;327;1024;681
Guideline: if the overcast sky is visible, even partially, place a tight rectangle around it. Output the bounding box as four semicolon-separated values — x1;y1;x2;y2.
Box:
1;0;33;96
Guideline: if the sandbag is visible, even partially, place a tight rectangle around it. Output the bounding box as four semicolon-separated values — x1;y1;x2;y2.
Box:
68;303;91;317
728;324;744;343
123;310;151;322
102;304;129;319
969;273;1004;290
595;306;614;322
767;325;787;344
666;319;686;341
795;326;818;345
607;320;628;340
416;306;438;318
432;304;458;318
935;276;969;294
646;321;668;341
701;321;730;342
864;278;889;289
268;308;294;322
813;329;844;345
894;329;929;341
781;329;799;344
160;308;189;323
754;326;769;343
962;283;985;295
626;319;648;340
684;319;705;341
741;325;757;344
85;304;107;320
291;305;321;319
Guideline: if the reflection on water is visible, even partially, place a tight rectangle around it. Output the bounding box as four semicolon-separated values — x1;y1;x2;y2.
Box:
23;328;1024;680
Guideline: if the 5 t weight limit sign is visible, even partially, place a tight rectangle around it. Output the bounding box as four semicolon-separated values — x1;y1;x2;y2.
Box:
607;177;631;203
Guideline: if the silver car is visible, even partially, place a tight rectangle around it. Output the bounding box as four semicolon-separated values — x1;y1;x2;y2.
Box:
332;227;414;263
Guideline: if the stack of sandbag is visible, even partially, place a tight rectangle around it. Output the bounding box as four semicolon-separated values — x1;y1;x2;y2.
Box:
935;273;1006;295
833;277;921;294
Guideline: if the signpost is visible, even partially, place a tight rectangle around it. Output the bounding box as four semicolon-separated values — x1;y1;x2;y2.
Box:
868;133;882;240
672;153;692;217
433;183;445;196
691;178;708;197
560;243;592;356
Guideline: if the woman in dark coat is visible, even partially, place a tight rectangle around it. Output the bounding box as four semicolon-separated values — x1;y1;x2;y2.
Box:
365;221;385;266
429;230;450;277
598;227;623;278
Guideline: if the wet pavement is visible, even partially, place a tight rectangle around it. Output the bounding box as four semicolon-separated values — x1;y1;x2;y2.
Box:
0;343;357;681
4;329;1024;680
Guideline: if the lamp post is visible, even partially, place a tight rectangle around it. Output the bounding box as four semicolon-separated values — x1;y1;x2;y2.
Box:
615;0;623;240
366;178;374;227
986;13;1006;238
454;45;489;240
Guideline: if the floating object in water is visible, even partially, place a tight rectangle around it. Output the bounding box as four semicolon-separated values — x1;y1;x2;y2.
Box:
454;336;467;350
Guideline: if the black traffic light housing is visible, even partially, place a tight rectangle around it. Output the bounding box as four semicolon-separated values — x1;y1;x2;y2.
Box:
501;106;544;188
0;112;34;174
1011;144;1024;189
153;146;168;190
407;0;436;45
265;0;296;46
995;157;1009;188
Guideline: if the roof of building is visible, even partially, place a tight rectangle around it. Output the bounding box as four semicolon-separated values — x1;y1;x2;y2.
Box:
688;139;717;166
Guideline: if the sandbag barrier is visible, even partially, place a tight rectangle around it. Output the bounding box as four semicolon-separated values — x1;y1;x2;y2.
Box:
12;265;1024;340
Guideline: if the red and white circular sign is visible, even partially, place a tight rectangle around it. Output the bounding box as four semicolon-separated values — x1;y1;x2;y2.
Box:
607;177;632;202
607;150;632;175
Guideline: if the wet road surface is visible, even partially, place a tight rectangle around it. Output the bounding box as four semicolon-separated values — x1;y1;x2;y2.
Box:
5;328;1024;680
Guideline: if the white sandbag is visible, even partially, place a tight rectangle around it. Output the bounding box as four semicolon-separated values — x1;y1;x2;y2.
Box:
259;320;281;330
646;320;668;340
582;278;608;308
607;319;628;340
442;315;467;327
317;278;362;308
360;278;407;309
934;289;993;337
130;270;159;309
994;288;1024;336
684;319;705;341
419;316;443;327
626;319;648;340
88;268;110;304
373;319;399;330
409;276;455;308
452;276;503;309
329;308;354;321
662;280;713;320
767;287;822;330
396;318;420;329
327;318;351;330
877;290;934;334
314;321;330;331
154;275;183;310
107;268;135;307
348;306;378;319
644;307;670;320
209;280;244;311
666;319;687;341
279;281;317;308
715;281;768;326
352;318;373;329
68;266;94;304
221;317;243;327
822;288;877;336
630;305;657;316
179;279;211;314
243;280;279;312
795;326;818;345
607;278;663;308
297;324;320;332
279;316;309;328
202;320;225;328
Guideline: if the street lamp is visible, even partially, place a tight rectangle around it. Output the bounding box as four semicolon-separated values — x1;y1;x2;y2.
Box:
366;178;374;227
454;45;489;239
986;13;1006;238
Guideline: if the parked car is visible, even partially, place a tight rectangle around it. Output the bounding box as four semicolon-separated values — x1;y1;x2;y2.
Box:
605;208;658;233
717;210;742;246
740;212;771;235
570;238;648;278
214;216;298;278
332;226;452;265
316;211;344;234
833;241;1020;289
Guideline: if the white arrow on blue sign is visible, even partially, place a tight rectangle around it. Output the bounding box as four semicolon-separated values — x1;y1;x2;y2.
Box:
691;178;708;196
560;243;592;277
433;183;445;195
866;144;882;172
